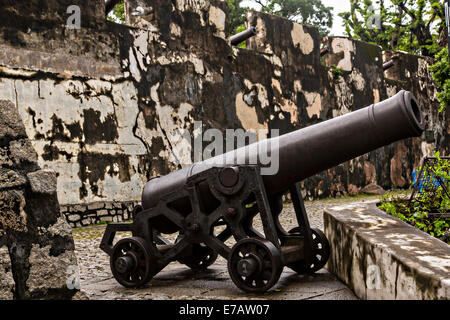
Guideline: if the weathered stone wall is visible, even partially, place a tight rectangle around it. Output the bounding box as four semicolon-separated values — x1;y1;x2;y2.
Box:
0;100;79;299
0;0;447;226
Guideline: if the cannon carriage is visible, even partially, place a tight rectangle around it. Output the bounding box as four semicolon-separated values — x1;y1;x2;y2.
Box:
100;90;425;293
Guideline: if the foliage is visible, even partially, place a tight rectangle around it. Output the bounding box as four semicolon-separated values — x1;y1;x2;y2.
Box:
340;0;448;111
339;0;446;57
106;0;333;38
226;0;333;36
107;0;125;24
430;48;450;112
379;152;450;244
226;0;248;35
248;0;333;36
331;65;344;80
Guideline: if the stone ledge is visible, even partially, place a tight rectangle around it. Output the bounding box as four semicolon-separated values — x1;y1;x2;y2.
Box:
323;201;450;300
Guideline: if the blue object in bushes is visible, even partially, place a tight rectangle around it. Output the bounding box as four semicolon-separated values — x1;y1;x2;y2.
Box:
412;170;440;193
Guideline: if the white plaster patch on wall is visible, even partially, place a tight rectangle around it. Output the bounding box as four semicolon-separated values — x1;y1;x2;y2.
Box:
271;78;282;94
152;51;206;76
15;79;85;140
333;77;354;114
271;78;300;123
111;81;147;152
280;99;298;124
85;79;112;96
135;112;165;149
254;16;271;54
150;83;160;102
243;79;269;109
350;70;366;92
373;89;380;104
262;54;283;75
0;66;37;78
331;38;354;71
128;47;141;82
170;22;182;38
95;164;144;202
293;80;302;93
131;29;149;72
235;92;268;138
189;54;205;75
417;58;430;78
421;141;435;159
156;103;194;167
46;161;82;204
0;77;150;205
305;92;322;119
208;6;226;39
290;23;314;55
0;78;17;106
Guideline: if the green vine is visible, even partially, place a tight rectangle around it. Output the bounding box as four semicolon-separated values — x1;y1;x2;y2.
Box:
379;152;450;244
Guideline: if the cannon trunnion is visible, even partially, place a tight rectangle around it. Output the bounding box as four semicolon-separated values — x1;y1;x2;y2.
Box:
100;90;425;293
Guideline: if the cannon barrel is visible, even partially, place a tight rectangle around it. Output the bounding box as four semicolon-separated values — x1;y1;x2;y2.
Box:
230;27;257;46
383;59;396;71
320;45;330;57
142;90;425;209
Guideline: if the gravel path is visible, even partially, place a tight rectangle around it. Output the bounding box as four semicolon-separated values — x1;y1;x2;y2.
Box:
73;194;381;300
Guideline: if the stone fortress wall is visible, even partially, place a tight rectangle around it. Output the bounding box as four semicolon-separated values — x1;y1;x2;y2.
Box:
0;0;448;227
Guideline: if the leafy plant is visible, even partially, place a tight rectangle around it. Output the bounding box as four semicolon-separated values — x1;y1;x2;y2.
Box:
379;152;450;244
339;0;446;58
339;0;448;112
429;48;450;112
227;0;333;36
331;65;344;80
107;0;125;24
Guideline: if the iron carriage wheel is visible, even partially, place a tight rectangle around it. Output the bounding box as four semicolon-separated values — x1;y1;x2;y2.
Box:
110;237;154;288
228;238;283;293
287;227;330;274
179;243;218;270
175;234;218;270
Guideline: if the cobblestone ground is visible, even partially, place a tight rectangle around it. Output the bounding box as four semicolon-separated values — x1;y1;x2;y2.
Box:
73;194;383;300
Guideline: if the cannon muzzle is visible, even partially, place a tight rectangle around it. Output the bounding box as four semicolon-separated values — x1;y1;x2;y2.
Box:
143;90;424;209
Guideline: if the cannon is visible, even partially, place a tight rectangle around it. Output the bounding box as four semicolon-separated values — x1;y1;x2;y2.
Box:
383;59;396;71
100;90;425;293
230;27;257;46
320;45;330;57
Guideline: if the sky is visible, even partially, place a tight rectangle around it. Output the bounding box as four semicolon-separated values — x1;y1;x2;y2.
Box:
321;0;351;36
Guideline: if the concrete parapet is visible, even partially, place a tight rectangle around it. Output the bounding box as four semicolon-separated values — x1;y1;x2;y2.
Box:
324;202;450;300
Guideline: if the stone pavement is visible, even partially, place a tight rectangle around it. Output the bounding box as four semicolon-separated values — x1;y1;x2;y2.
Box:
73;195;382;300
